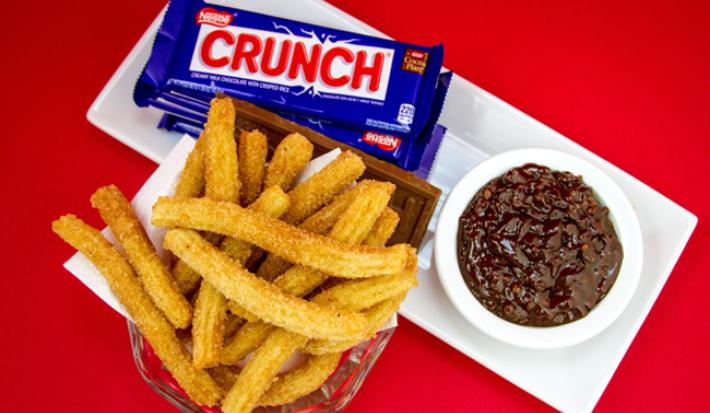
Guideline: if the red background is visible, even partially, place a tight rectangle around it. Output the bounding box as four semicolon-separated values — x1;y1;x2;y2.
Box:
2;0;708;412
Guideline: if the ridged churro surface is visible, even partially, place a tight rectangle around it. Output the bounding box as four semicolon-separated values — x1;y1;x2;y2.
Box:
52;215;223;406
204;98;239;204
152;197;411;278
263;133;314;192
302;292;408;355
174;133;206;198
192;280;228;370
258;352;342;406
280;150;365;226
222;328;309;413
90;185;192;329
164;228;368;341
238;130;268;206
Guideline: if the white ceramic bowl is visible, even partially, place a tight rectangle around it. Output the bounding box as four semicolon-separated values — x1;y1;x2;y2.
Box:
434;148;643;349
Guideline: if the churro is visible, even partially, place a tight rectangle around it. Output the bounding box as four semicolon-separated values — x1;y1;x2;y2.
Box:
52;215;223;406
363;207;400;247
221;320;275;366
219;185;291;321
263;132;314;192
221;328;310;413
164;228;369;341
221;253;415;413
204;97;239;204
273;184;393;297
258;351;342;406
255;180;396;282
302;292;408;355
90;185;192;329
280;150;366;226
174;133;206;198
238;129;268;206
152;197;411;278
192;279;228;370
309;270;418;313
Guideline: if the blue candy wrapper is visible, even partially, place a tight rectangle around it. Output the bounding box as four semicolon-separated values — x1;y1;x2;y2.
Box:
139;0;449;177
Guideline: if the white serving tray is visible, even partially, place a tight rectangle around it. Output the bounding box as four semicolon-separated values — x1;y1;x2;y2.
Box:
87;1;698;412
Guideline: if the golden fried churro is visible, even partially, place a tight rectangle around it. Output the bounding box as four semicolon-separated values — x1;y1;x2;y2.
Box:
194;114;264;370
221;184;395;375
280;150;366;226
302;292;408;355
153;197;410;278
255;180;395;282
90;185;192;329
164;228;368;340
172;255;204;296
52;215;223;406
221;320;276;365
224;252;413;412
221;328;310;413
219;185;290;266
204;97;239;204
192;280;228;370
309;269;418;313
263;132;314;192
272;184;393;298
175;182;287;311
247;184;291;218
300;180;396;235
174;133;206;198
220;185;291;320
259;351;342;406
363;207;400;247
327;184;392;245
238;129;268;206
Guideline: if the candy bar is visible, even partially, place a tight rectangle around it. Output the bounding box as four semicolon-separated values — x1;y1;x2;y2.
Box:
135;0;448;175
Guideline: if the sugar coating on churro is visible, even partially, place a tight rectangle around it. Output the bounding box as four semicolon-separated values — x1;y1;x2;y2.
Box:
302;292;408;355
90;185;193;330
263;132;314;192
174;133;206;198
221;328;309;413
152;197;412;278
164;228;369;341
221;320;275;366
238;129;268;206
258;351;342;406
52;215;224;406
280;150;366;226
204;97;239;205
192;280;228;370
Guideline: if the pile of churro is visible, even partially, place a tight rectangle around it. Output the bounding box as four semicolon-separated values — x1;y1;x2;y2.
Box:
53;97;418;413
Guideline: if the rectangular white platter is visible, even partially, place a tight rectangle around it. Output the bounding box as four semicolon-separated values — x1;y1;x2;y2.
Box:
87;1;698;412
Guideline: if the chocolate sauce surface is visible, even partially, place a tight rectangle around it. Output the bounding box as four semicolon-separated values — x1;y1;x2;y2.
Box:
457;163;624;326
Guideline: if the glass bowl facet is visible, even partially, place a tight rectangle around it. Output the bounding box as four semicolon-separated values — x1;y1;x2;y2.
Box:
128;321;394;412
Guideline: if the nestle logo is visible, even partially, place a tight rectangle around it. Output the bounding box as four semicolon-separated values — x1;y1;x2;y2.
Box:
196;7;233;27
363;132;401;152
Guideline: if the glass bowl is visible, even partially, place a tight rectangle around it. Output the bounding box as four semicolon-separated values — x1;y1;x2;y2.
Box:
128;320;395;412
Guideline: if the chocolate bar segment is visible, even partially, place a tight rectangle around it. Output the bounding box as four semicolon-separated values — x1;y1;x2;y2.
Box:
219;94;440;249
